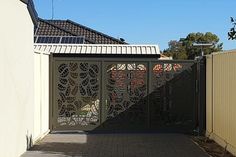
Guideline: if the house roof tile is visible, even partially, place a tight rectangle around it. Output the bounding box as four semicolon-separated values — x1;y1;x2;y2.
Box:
35;19;127;44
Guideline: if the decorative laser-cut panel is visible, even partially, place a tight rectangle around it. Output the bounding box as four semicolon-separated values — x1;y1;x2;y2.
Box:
54;61;100;130
105;63;148;127
52;59;198;133
150;62;196;131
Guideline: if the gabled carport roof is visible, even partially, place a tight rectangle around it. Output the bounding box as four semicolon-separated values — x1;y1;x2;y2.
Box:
34;44;160;57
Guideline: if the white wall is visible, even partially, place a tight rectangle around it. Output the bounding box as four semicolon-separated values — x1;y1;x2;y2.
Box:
34;52;50;141
0;1;49;157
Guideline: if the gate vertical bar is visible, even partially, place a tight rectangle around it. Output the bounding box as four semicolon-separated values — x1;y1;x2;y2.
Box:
147;61;152;129
101;61;106;128
100;61;104;127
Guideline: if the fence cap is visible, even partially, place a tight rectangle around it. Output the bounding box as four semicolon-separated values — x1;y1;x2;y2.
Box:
205;49;236;57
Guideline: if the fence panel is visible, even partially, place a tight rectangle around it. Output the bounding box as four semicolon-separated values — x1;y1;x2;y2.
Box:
206;51;236;155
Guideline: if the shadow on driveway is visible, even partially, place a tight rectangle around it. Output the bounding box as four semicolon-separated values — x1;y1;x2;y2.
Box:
22;133;209;157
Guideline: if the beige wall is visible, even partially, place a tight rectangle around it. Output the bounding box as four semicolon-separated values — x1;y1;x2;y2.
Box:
0;1;49;157
34;52;50;140
206;50;236;156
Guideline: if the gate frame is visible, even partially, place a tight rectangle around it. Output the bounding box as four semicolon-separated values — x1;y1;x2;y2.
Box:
49;54;200;133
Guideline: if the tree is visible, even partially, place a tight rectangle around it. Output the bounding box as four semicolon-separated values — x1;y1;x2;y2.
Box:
183;32;223;59
163;40;187;60
163;32;223;60
228;17;236;40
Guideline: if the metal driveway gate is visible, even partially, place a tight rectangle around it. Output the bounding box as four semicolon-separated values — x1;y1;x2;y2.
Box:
51;57;197;133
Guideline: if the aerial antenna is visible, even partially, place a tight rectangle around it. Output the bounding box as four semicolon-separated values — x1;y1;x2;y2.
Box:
51;0;54;19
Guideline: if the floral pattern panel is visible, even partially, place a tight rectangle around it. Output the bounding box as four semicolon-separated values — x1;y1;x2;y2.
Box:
56;61;100;128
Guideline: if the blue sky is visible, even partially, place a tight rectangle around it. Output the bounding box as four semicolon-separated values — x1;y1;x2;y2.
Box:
34;0;235;51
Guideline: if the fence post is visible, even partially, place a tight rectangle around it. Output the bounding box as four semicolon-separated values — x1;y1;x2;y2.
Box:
196;56;206;135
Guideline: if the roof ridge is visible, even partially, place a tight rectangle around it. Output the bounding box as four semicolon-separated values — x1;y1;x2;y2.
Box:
66;20;127;44
39;19;96;44
46;19;67;22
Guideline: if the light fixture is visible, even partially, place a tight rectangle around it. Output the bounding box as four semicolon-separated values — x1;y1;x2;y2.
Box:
192;43;214;56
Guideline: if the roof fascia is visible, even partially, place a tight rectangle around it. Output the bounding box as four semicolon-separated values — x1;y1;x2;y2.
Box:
20;0;28;4
20;0;38;26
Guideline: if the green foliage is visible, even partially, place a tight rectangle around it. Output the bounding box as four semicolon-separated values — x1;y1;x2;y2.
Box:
228;17;236;40
163;32;223;60
163;40;188;60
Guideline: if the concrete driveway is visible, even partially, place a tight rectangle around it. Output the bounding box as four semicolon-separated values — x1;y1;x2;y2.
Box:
22;133;209;157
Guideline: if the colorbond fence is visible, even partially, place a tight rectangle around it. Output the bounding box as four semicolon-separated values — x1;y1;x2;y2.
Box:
206;50;236;156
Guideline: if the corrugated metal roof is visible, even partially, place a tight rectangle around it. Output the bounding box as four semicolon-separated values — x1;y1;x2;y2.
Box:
34;44;160;55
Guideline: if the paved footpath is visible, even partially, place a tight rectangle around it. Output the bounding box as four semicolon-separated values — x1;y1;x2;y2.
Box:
22;133;209;157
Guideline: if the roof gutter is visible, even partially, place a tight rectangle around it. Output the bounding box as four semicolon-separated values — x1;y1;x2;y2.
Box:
34;44;161;58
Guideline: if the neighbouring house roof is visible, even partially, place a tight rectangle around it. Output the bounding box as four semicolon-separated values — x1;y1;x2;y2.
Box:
159;54;173;60
34;44;160;56
35;19;127;45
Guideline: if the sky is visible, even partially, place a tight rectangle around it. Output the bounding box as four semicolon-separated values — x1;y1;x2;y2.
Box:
34;0;236;51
